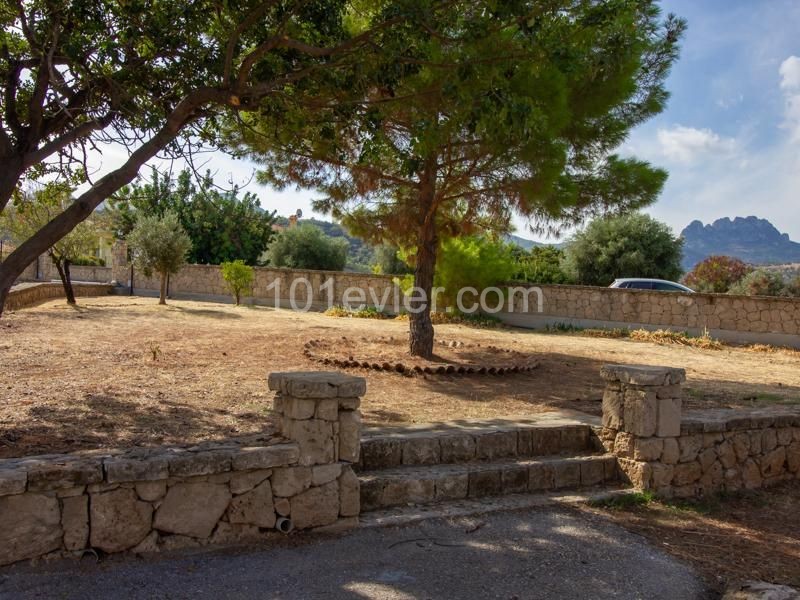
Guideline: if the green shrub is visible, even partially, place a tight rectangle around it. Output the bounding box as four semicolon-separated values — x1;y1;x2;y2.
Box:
513;246;571;284
563;213;684;286
266;224;347;271
682;255;751;293
324;305;389;319
72;254;106;267
728;269;786;297
221;260;255;305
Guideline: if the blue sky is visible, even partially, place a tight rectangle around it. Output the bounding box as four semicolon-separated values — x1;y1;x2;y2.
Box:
91;0;800;242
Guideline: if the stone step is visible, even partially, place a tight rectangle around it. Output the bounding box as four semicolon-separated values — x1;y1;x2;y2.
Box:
359;414;603;472
359;453;619;512
360;485;631;529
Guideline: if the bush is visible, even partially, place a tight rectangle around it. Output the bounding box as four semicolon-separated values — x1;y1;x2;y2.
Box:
682;255;750;293
371;244;411;275
728;269;787;297
71;254;106;267
266;224;347;271
221;260;255;305
513;246;571;284
563;213;684;286
784;276;800;297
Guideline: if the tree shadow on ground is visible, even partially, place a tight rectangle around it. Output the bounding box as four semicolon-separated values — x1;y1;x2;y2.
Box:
0;393;275;459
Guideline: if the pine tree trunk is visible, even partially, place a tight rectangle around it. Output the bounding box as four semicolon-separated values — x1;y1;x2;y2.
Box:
408;164;438;359
53;256;76;304
159;272;167;305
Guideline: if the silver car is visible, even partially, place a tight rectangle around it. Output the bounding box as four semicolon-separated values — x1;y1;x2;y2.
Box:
610;278;695;293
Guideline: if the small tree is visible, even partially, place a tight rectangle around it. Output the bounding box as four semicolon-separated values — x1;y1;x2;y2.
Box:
728;269;786;297
563;214;684;286
266;225;347;271
682;255;751;293
2;184;97;304
372;244;411;276
221;260;254;306
127;212;191;305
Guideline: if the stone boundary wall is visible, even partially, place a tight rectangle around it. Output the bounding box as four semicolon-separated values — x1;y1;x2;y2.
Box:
501;284;800;348
598;364;800;498
0;372;364;567
6;282;112;311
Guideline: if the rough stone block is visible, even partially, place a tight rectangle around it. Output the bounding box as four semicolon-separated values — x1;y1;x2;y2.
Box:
579;459;605;487
717;441;737;469
315;399;339;421
61;494;89;551
359;478;385;512
678;435;703;463
338;411;362;464
231;444;300;471
501;466;529;493
759;447;786;478
698;447;717;472
360;439;402;470
661;438;680;465
402;437;441;466
153;483;230;539
268;372;366;399
623;389;658;437
439;434;477;463
105;456;169;483
742;459;763;490
560;427;590;452
787;441;800;473
531;428;562;456
168;450;232;478
227;481;276;529
132;482;166;504
90;488;153;552
613;431;635;458
601;389;624;429
468;469;503;498
656;398;682;438
338;467;360;517
633;437;664;461
651;463;674;488
312;464;342;486
672;461;702;486
777;428;793;446
0;493;62;566
284;398;317;420
617;458;653;490
229;469;272;495
476;431;517;460
763;429;778;452
528;463;555;491
381;478;434;507
291;481;340;529
0;468;26;496
337;397;361;411
272;467;312;497
552;461;581;489
26;459;102;492
600;364;685;386
434;473;469;501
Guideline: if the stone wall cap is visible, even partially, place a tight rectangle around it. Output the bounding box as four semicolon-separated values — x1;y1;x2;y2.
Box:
268;371;367;398
600;364;686;386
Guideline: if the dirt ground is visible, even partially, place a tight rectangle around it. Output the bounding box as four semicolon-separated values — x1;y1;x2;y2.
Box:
1;296;798;458
587;480;800;592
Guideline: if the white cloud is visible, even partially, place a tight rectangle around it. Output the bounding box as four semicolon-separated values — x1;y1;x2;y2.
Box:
779;55;800;90
779;56;800;142
656;125;737;164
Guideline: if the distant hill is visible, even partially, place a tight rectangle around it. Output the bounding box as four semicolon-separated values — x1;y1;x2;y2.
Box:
505;233;542;250
680;217;800;270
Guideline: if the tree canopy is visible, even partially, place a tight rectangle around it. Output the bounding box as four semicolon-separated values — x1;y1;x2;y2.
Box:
109;168;276;265
563;213;684;286
0;0;427;313
230;0;685;356
266;224;348;271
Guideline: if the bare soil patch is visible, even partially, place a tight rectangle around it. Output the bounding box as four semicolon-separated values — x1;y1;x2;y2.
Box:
587;481;800;592
1;296;798;458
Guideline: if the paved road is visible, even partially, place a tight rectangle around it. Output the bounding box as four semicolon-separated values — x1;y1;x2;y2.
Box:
0;506;710;600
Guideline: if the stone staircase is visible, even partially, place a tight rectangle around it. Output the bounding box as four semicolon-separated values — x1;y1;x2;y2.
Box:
356;412;626;522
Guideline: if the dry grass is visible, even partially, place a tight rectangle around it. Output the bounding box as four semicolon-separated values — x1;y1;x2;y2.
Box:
1;296;798;458
587;481;800;592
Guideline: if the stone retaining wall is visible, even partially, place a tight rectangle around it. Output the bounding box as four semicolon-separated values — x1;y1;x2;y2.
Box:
6;282;112;311
0;372;364;566
502;284;800;348
599;364;800;497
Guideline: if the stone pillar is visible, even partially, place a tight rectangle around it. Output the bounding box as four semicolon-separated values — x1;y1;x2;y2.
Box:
111;240;129;286
599;364;685;494
268;371;364;528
